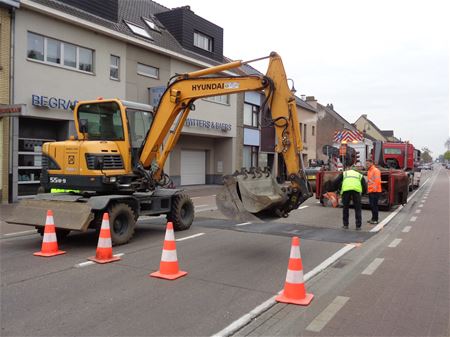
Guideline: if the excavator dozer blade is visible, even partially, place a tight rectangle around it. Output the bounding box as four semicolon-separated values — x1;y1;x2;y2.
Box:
216;169;287;221
6;197;94;232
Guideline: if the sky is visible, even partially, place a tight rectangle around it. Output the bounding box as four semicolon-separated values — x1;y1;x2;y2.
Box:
161;0;449;156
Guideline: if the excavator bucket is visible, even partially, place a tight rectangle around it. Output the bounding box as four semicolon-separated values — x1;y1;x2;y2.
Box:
6;194;94;231
216;168;287;221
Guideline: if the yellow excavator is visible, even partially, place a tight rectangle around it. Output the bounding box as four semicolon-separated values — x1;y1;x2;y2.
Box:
7;52;312;244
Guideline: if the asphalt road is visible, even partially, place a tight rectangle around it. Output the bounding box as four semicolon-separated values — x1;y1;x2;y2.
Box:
0;169;439;336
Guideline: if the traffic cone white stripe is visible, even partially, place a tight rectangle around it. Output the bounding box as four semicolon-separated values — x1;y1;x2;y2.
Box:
43;233;57;243
97;237;112;248
101;219;110;230
46;215;54;224
290;246;301;259
161;249;178;262
286;269;304;284
164;229;175;241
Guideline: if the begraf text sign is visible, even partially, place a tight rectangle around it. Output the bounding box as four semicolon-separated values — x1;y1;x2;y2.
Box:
31;94;78;110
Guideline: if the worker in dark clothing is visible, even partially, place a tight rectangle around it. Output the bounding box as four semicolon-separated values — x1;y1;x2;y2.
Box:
334;167;367;230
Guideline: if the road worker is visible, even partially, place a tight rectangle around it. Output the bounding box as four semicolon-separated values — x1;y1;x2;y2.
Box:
366;158;382;224
334;166;367;230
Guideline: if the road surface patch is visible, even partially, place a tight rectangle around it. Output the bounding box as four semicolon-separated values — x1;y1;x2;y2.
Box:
361;258;384;275
305;296;349;332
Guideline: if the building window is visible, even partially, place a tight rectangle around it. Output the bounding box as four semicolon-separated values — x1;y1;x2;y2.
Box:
312;125;315;136
27;32;94;73
137;63;159;79
243;146;258;167
124;21;153;40
143;18;161;32
27;32;44;61
64;43;76;68
303;123;307;143
194;31;213;52
244;103;259;127
79;47;93;72
110;55;120;80
204;95;229;105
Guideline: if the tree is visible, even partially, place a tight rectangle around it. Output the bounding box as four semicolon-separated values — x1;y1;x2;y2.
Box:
445;138;450;151
444;151;450;161
421;147;432;163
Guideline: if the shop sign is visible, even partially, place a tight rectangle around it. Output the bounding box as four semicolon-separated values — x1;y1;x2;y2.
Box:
31;94;77;110
0;104;25;117
185;118;232;132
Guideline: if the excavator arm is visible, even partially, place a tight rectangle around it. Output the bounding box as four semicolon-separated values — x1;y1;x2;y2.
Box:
139;52;312;219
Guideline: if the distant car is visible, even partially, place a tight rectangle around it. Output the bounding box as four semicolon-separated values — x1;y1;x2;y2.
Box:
446;163;450;169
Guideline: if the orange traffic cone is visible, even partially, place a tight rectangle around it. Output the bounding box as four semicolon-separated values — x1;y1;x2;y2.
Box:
88;212;121;264
34;210;66;257
150;222;187;280
276;236;314;305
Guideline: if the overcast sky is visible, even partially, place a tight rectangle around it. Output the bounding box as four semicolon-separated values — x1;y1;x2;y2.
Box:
162;0;449;155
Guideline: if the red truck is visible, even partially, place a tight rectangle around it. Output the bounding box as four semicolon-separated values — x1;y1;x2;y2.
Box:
315;140;419;210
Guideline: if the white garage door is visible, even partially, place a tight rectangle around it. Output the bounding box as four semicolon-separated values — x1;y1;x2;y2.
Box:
181;150;205;185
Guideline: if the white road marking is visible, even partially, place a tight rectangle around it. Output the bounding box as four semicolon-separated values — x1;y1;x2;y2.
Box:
410;216;417;222
362;258;384;275
306;296;350;332
76;261;94;268
75;253;124;268
297;205;309;210
2;229;37;238
388;238;402;248
176;233;205;241
402;226;412;233
418;204;424;208
212;243;356;337
415;209;421;214
234;222;251;227
370;176;431;233
194;204;208;208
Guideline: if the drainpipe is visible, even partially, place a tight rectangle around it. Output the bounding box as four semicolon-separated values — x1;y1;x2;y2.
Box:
8;7;16;203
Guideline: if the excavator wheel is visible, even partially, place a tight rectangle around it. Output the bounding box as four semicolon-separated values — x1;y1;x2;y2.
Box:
108;203;136;245
167;193;194;231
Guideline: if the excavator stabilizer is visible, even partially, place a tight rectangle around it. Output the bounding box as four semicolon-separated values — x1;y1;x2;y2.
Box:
216;168;287;221
6;195;94;231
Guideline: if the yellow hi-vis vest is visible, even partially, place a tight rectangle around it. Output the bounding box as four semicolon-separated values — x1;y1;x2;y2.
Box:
341;169;363;194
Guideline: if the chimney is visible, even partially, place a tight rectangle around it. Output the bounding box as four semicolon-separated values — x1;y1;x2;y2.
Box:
326;103;334;110
305;96;317;109
362;114;368;119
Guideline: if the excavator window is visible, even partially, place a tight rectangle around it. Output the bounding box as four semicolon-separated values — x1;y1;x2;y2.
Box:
77;102;124;140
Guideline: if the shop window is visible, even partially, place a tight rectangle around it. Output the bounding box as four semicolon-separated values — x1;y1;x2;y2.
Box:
243;145;258;167
137;63;159;79
27;32;94;73
194;31;213;52
244;103;259;127
110;55;120;80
